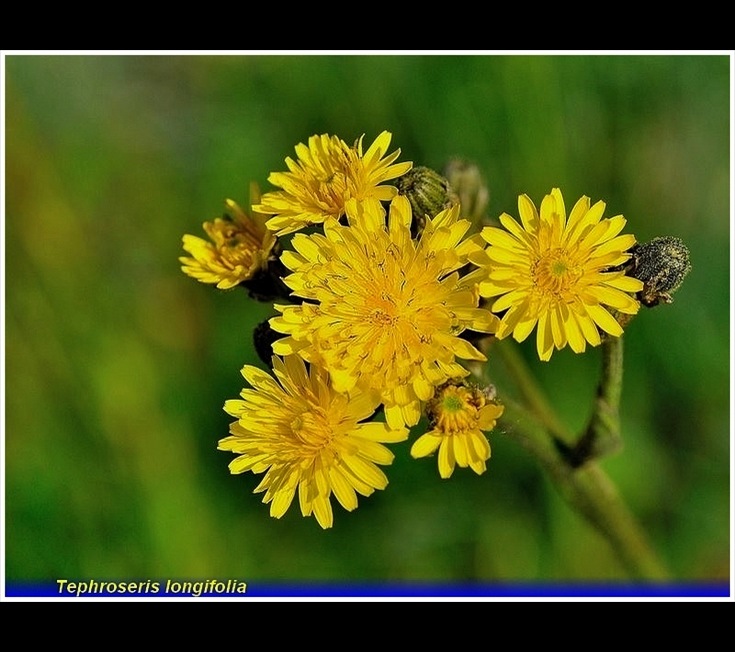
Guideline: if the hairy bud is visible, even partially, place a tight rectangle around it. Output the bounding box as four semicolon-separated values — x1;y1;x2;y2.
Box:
628;236;692;307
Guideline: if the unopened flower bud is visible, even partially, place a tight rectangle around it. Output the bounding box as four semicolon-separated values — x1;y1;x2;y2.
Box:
628;236;692;307
396;166;458;237
442;157;490;226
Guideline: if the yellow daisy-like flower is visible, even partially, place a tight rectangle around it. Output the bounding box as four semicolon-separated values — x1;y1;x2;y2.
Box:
180;188;277;290
269;195;499;429
219;355;408;529
253;131;413;236
411;382;504;478
473;188;644;361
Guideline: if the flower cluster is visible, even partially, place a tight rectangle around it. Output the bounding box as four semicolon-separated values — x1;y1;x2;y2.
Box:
180;131;645;528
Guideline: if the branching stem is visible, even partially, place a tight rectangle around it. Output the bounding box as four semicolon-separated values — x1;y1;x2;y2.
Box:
569;335;625;466
497;399;669;580
477;336;669;580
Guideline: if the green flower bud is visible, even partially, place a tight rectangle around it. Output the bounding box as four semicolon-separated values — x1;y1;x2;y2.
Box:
396;166;458;236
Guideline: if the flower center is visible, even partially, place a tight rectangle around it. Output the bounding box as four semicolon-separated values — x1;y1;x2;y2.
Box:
430;385;485;434
297;140;359;213
313;172;349;209
532;249;582;296
206;218;263;268
289;407;336;452
369;308;398;326
366;291;402;326
442;395;464;413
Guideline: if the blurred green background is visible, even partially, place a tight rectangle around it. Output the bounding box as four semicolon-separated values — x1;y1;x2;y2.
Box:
4;53;731;589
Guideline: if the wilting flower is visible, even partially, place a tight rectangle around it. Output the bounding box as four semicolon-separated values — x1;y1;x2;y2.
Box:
219;355;408;529
253;131;412;236
269;195;498;429
473;188;644;361
180;188;277;290
410;381;504;478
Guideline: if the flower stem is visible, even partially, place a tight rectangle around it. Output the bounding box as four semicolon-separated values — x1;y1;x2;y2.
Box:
479;337;669;580
489;338;574;445
498;398;669;580
569;335;625;466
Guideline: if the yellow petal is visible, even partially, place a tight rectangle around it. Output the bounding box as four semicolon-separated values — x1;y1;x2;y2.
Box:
384;403;405;430
584;303;623;337
342;455;389;491
410;432;442;458
605;273;645;293
561;304;587;354
518;194;539;233
353;439;394;465
312;494;334;530
413;375;435;401
498;212;533;244
536;311;555;361
564;195;591;235
481;226;525;251
510;309;537;343
550;306;566;349
329;467;358;512
272;337;299;356
269;484;297;520
453;434;469;467
356;422;409;443
401;401;422;427
574;308;602;347
586;285;641;312
241;365;281;393
438;439;456;479
362;130;391;165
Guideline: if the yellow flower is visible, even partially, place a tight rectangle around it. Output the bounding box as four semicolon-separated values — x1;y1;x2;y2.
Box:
253;131;413;236
269;195;499;429
218;355;408;529
474;188;644;361
410;381;504;478
180;187;277;289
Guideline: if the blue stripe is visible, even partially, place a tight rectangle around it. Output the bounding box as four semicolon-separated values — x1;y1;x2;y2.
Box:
4;581;731;598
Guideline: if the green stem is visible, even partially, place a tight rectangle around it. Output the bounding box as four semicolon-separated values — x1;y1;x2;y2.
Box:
477;336;668;579
498;398;669;580
570;335;625;465
491;340;570;439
